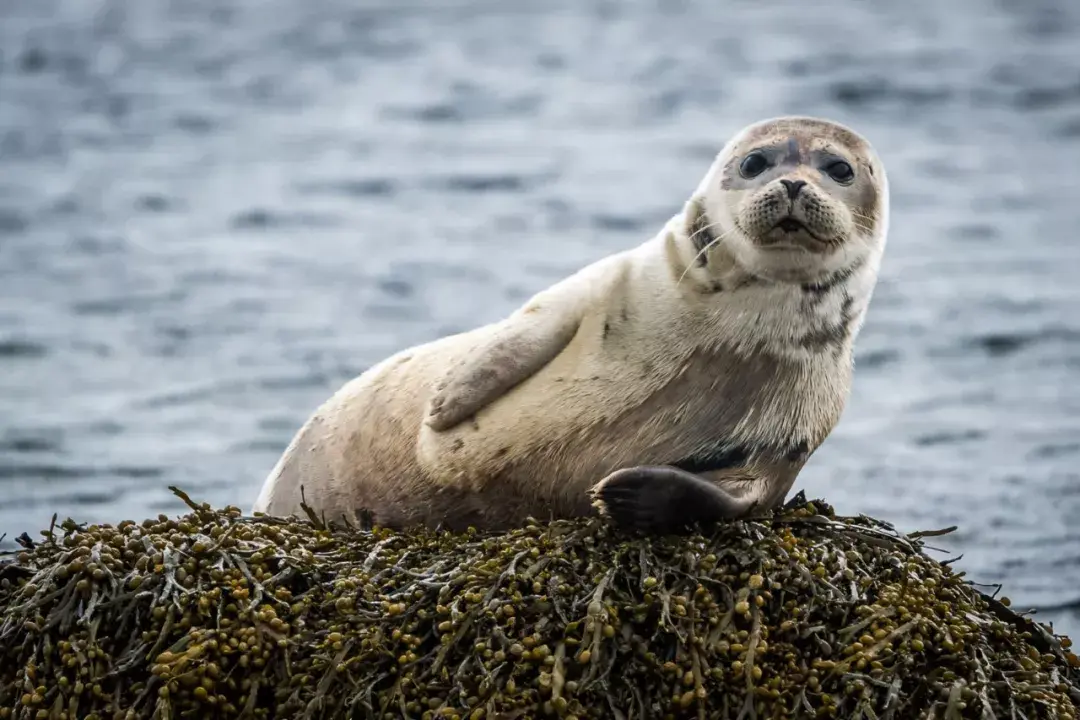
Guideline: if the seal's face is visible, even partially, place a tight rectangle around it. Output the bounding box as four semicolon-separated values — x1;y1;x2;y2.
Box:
696;117;887;283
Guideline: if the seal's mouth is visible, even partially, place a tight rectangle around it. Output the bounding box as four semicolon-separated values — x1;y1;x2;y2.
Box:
776;217;807;234
758;216;833;252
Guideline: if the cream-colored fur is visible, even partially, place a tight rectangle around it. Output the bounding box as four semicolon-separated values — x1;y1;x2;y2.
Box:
252;116;890;531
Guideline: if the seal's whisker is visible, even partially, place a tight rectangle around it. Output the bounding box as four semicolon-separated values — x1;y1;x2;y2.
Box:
678;225;735;287
848;210;878;224
688;218;730;243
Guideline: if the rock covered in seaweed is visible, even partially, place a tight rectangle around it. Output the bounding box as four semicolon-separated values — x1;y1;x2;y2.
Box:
1;489;1077;720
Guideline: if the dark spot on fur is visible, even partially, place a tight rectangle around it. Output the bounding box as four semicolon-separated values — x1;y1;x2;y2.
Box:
603;322;611;339
731;274;763;291
719;157;740;190
686;200;713;260
468;367;498;388
799;325;838;352
470;419;480;431
801;280;831;296
451;439;465;452
841;293;855;315
785;137;803;164
800;294;857;352
801;257;864;298
495;446;511;457
620;307;629;322
671;442;750;474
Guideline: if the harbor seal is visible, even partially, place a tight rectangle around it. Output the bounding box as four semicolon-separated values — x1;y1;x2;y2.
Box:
252;115;890;533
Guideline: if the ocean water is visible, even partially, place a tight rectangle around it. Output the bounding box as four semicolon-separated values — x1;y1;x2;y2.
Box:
1;0;1078;638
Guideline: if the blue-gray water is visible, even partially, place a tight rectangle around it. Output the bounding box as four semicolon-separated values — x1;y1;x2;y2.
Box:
2;0;1078;638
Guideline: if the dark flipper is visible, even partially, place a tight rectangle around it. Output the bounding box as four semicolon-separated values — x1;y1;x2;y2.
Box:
588;465;759;534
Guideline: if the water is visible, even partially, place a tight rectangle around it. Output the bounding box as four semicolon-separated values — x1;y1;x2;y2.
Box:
2;0;1078;638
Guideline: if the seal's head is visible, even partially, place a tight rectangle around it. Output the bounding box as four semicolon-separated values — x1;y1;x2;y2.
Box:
689;116;889;284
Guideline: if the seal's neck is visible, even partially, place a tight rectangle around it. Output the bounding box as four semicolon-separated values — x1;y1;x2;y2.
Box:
662;200;755;295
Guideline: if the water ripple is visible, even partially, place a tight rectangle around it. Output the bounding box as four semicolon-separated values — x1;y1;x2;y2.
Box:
1;0;1079;640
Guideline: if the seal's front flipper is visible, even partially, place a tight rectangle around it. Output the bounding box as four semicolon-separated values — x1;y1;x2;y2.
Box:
589;465;759;534
424;305;581;432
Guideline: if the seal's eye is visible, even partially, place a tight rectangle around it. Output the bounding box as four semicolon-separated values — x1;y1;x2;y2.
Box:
825;160;855;184
739;152;769;179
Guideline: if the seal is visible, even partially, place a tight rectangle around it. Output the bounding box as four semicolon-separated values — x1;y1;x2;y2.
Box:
251;115;890;534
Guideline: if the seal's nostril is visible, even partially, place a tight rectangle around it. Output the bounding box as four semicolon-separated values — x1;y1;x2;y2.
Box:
780;179;806;200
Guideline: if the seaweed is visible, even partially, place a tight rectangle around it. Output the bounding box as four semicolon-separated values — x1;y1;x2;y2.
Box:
1;488;1076;719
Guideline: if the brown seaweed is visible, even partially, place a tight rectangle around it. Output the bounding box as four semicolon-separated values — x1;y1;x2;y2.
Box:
1;488;1076;719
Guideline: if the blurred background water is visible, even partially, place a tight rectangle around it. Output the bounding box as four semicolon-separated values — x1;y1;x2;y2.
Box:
1;0;1078;638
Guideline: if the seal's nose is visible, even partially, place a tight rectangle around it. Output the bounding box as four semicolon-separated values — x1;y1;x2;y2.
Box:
780;179;806;200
